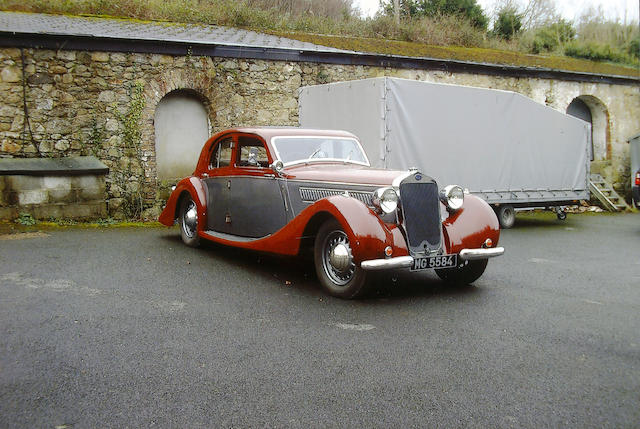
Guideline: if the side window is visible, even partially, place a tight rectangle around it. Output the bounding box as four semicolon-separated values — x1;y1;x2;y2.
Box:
237;136;269;168
209;138;233;169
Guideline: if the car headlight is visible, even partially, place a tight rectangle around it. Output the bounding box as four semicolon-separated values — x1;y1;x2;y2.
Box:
440;185;464;212
373;187;399;214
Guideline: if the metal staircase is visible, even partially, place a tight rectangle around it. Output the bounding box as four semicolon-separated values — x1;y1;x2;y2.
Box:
589;174;630;212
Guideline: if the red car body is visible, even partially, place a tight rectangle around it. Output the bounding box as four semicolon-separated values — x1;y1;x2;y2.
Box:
160;127;504;298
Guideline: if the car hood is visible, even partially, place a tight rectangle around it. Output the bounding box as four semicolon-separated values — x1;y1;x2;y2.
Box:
284;163;406;186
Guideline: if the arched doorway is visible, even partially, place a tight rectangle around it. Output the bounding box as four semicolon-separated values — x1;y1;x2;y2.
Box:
154;90;209;180
566;96;610;161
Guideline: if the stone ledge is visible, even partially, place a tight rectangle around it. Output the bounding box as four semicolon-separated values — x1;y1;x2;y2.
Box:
0;156;109;176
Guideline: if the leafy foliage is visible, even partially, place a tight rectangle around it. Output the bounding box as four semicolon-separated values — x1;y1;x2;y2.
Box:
380;0;488;29
15;212;36;226
565;42;635;65
112;81;147;220
493;6;523;40
526;19;575;54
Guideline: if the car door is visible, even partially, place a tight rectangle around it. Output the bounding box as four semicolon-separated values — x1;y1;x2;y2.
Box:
226;135;288;238
204;135;234;233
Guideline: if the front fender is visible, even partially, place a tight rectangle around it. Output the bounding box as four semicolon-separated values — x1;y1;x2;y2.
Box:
158;177;207;227
442;194;500;254
310;195;409;263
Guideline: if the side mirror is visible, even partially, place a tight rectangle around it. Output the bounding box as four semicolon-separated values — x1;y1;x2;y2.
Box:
270;160;284;175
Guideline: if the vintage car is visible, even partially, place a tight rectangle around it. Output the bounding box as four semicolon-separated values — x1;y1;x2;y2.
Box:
159;127;504;298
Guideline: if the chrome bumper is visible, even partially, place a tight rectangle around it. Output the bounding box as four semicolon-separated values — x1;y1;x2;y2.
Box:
459;247;505;260
360;247;505;271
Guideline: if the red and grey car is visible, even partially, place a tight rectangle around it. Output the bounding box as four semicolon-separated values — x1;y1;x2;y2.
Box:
159;127;504;298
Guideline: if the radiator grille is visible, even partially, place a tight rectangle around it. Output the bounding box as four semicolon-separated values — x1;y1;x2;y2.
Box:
399;181;441;254
299;187;373;206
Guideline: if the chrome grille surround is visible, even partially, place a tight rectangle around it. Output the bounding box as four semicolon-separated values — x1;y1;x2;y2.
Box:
299;187;373;206
398;173;442;256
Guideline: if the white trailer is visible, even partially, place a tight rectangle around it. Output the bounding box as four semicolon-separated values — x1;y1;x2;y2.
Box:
298;77;591;228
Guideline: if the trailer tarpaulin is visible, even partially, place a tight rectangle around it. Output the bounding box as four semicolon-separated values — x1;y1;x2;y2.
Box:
299;77;590;205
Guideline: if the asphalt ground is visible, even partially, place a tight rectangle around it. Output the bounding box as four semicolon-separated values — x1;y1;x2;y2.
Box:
0;212;639;428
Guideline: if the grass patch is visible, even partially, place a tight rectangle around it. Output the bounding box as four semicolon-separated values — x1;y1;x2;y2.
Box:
274;31;640;77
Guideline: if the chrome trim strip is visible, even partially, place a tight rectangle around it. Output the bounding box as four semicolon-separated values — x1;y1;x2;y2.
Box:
361;256;414;271
459;247;505;260
299;187;373;205
285;179;384;188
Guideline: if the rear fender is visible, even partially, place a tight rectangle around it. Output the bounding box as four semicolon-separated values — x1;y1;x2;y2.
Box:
158;177;207;228
442;194;500;254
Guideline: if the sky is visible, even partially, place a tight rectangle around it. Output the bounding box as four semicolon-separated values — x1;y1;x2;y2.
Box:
352;0;640;23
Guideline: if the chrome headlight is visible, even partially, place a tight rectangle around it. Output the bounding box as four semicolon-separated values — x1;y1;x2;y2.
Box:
440;185;464;212
372;187;399;214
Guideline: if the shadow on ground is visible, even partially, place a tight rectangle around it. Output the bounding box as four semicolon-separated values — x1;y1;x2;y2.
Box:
159;231;480;302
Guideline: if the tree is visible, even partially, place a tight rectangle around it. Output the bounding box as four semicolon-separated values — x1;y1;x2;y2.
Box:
380;0;489;29
489;0;558;30
493;6;523;40
530;19;575;53
520;0;558;29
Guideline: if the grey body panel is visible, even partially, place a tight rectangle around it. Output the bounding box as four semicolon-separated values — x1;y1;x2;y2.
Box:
299;77;591;206
205;175;287;238
205;177;230;233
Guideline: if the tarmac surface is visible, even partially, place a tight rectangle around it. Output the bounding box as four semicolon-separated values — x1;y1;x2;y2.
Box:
1;212;639;428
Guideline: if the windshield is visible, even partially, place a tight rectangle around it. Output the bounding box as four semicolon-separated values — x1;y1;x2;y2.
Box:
272;136;369;166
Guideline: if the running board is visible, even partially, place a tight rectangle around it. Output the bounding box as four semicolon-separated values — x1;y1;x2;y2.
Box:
201;230;270;243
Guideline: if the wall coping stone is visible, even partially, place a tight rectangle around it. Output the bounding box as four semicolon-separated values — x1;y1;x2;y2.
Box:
0;156;109;176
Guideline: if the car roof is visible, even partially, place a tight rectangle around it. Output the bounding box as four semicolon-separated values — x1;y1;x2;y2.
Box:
225;127;358;141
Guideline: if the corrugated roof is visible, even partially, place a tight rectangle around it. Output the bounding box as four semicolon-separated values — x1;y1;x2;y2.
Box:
0;11;352;53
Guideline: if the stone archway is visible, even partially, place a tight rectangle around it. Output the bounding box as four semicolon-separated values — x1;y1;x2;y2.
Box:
154;89;210;180
566;95;611;161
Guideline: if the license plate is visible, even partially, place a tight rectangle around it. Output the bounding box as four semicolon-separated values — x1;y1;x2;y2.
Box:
411;254;458;271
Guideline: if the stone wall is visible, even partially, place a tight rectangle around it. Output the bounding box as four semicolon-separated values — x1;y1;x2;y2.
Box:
0;46;638;219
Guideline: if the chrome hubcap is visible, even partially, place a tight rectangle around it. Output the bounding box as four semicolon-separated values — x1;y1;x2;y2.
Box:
322;231;355;286
329;243;351;272
182;201;197;238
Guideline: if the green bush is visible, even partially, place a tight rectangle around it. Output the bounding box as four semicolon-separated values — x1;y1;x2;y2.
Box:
528;19;576;54
15;213;36;226
627;35;640;59
565;42;636;65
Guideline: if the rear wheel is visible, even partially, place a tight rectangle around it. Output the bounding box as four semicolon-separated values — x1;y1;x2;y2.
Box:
314;219;368;299
435;259;488;286
496;205;515;229
179;195;201;247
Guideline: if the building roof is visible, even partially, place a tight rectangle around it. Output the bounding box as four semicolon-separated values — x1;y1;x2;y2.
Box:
0;11;351;53
0;11;637;86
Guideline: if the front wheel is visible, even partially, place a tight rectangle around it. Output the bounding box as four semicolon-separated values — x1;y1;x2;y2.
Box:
314;219;368;299
435;259;488;286
179;195;201;247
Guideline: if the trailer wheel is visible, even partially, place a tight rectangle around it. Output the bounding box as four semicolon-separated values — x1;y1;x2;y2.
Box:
496;205;515;229
556;208;567;221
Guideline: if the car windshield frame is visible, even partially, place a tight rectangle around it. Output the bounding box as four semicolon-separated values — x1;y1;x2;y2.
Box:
271;135;371;167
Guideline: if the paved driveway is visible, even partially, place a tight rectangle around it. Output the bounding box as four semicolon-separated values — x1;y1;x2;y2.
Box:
1;212;639;428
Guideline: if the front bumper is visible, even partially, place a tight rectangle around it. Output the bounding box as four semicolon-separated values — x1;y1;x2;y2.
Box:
360;247;505;271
